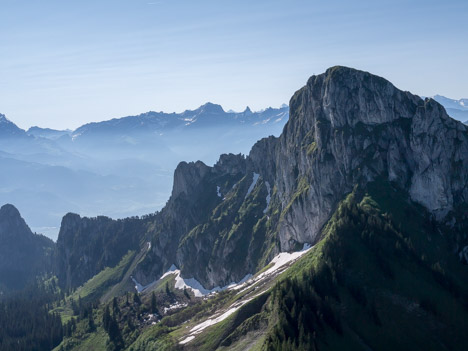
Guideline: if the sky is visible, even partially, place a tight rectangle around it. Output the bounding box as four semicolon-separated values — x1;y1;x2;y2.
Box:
1;0;467;130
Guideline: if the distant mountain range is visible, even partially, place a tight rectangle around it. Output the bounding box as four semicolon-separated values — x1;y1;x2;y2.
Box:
431;95;468;123
21;103;288;142
0;104;288;240
0;94;466;241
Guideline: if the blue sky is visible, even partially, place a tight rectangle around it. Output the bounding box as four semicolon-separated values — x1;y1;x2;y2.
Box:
1;0;467;129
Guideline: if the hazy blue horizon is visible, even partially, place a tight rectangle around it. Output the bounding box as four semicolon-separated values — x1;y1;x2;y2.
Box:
1;0;467;130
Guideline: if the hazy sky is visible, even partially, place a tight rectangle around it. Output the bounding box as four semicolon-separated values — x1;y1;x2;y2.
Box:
1;0;467;130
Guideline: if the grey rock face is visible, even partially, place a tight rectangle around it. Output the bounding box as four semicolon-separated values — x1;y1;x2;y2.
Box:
171;161;211;199
251;66;468;251
135;154;248;287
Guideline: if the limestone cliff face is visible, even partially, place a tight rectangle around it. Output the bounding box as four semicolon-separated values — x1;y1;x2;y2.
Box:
254;66;468;251
56;66;468;291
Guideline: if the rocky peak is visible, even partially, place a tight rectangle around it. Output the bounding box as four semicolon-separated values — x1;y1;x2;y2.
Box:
0;114;27;137
302;66;420;128
57;213;83;239
0;203;21;218
0;204;32;240
213;153;246;176
197;102;225;115
256;66;468;250
171;161;211;199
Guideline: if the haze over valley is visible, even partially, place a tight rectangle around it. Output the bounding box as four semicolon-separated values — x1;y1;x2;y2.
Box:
0;104;288;240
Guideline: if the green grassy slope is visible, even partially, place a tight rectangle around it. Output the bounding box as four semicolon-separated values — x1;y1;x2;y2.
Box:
258;181;468;350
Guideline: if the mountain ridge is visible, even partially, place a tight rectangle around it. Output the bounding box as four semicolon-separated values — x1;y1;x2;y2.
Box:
53;66;468;294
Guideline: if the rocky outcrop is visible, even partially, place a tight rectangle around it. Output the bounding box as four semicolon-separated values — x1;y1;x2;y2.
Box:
133;154;248;287
55;213;146;290
261;66;468;251
0;204;54;292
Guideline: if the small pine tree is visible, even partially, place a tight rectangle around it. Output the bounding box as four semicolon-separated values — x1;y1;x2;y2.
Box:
88;310;95;332
103;305;111;331
184;287;191;299
112;297;120;315
133;292;141;305
151;292;157;313
165;282;170;295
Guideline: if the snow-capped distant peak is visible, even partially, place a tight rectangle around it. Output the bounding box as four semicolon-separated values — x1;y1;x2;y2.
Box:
432;95;468;111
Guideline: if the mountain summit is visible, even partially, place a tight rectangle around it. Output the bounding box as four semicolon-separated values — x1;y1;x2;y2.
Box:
0;204;31;239
272;65;467;246
0;114;27;137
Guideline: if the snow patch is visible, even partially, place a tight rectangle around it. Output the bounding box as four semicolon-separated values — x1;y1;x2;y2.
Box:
130;276;157;293
175;275;222;297
178;244;312;344
164;302;188;313
216;186;222;198
190;307;238;334
231;243;313;292
245;172;260;198
147;241;151;251
180;336;195;345
184;291;264;343
159;264;179;280
157;265;250;298
263;181;271;214
257;243;312;281
71;133;81;141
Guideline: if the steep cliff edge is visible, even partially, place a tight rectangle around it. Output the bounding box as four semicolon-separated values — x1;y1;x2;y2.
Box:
263;66;468;251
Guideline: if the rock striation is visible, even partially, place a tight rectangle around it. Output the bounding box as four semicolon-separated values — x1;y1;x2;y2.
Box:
264;66;468;250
